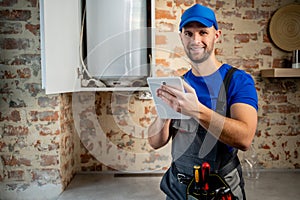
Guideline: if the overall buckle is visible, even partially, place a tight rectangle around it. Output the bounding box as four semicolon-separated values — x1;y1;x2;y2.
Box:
177;173;191;185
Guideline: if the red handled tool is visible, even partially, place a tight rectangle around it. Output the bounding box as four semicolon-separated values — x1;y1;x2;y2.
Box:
202;162;210;191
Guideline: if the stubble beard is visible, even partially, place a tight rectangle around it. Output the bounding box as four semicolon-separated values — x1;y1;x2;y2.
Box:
187;47;213;64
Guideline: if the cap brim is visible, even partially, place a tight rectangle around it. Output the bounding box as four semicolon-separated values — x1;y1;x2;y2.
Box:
180;17;213;31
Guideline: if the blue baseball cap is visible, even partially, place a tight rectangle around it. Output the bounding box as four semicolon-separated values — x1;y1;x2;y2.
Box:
179;4;218;31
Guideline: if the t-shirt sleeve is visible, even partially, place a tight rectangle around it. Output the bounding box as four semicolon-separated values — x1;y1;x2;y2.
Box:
228;70;258;111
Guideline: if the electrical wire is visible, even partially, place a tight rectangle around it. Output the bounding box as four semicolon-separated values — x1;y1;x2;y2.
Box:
79;4;106;87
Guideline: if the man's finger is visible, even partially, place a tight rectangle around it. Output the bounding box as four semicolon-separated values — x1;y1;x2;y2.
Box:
182;80;195;93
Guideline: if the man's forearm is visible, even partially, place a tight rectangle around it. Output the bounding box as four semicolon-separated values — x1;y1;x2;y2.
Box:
148;118;171;149
194;102;257;151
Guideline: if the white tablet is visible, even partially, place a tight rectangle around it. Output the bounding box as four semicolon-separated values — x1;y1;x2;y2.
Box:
147;77;191;119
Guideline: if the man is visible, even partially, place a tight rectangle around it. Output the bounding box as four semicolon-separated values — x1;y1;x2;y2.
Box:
148;4;258;200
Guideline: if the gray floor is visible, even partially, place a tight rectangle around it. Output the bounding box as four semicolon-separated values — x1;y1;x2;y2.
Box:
57;170;300;200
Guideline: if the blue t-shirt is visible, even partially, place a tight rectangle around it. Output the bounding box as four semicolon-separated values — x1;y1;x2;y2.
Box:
183;64;258;111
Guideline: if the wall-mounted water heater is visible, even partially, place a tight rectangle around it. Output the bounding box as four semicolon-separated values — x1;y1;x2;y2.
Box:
84;0;153;87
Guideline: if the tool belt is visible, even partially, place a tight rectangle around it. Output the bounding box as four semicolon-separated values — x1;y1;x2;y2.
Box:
172;161;239;200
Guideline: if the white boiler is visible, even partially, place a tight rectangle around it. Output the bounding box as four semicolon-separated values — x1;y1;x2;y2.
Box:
84;0;152;87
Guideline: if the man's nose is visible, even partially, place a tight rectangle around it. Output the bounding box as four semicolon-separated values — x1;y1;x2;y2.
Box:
192;32;202;43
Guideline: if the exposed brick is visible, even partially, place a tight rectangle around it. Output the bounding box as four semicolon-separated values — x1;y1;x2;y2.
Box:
139;116;151;127
294;150;298;159
235;34;249;43
9;99;27;108
0;0;18;7
0;67;30;79
31;169;60;182
262;105;277;114
260;46;272;56
277;104;299;114
81;164;103;172
155;35;167;45
3;124;29;136
170;46;185;58
0;38;30;50
234;33;257;43
263;32;271;43
166;1;172;7
30;111;59;122
155;9;176;20
262;104;299;114
156;59;170;67
38;96;59;108
0;22;22;34
261;1;274;7
25;23;40;36
268;151;280;161
174;67;189;76
263;80;297;93
8;170;24;181
80;153;92;164
26;0;38;7
272;58;289;68
173;0;184;6
3;54;41;66
1;155;18;166
0;141;7;152
48;140;59;151
0;110;21;122
183;0;194;7
155;69;169;77
262;94;287;104
34;140;48;151
18;158;31;166
40;155;58;166
39;126;60;136
263;81;284;93
218;22;234;31
235;0;254;8
157;22;175;32
260;144;271;149
0;82;12;94
1;155;31;166
216;1;226;9
283;81;297;93
228;58;260;69
242;59;260;69
215;48;223;56
2;70;17;79
24;82;41;97
17;68;31;78
0;10;31;21
243;10;269;20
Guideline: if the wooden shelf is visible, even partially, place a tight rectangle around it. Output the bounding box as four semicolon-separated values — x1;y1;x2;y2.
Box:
261;68;300;78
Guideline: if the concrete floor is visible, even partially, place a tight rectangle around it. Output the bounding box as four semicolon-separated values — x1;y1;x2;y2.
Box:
57;170;300;200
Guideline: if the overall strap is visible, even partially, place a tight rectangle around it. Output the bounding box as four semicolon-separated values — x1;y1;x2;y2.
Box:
215;67;239;175
216;67;238;116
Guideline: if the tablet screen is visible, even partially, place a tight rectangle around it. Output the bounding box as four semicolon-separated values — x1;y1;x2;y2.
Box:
147;77;191;119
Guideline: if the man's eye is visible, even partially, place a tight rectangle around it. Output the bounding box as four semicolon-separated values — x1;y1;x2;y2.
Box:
200;31;208;35
184;32;193;37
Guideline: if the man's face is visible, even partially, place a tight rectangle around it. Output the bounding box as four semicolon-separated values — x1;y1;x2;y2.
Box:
180;22;220;64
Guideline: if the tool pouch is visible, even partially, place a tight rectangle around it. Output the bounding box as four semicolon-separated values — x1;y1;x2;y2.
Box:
186;172;237;200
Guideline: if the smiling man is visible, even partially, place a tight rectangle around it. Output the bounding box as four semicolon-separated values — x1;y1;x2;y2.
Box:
148;4;258;200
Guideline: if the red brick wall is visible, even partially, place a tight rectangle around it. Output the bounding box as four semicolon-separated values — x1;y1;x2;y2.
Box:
79;0;299;171
155;0;300;169
0;0;299;198
0;0;77;198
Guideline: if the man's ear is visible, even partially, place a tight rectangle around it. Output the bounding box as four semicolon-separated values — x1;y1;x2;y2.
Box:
215;29;222;41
